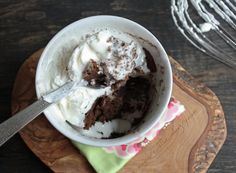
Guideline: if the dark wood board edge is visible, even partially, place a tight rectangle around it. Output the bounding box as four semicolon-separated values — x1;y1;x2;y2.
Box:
169;56;227;173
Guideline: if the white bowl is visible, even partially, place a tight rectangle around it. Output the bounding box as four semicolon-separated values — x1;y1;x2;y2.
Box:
35;15;172;147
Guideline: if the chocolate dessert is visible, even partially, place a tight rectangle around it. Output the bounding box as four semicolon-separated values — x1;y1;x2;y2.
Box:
83;49;156;138
51;29;157;139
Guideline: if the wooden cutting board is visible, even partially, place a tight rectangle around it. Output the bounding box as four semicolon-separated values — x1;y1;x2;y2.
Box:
11;49;227;173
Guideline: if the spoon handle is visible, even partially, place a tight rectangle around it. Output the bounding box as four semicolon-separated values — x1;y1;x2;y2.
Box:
0;99;51;147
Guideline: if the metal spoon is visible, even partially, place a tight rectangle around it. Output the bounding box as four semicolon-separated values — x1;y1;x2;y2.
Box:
0;80;94;147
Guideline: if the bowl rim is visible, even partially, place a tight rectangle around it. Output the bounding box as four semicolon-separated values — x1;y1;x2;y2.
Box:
35;15;172;147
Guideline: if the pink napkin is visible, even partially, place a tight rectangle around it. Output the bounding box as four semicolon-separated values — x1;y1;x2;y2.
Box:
104;97;185;157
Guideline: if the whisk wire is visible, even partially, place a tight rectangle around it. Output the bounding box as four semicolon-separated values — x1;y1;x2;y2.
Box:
171;0;236;69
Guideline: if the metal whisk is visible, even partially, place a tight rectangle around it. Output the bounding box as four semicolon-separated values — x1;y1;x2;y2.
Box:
171;0;236;68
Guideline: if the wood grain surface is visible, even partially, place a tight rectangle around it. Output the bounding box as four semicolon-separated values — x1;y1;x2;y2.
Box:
10;49;226;173
0;0;235;173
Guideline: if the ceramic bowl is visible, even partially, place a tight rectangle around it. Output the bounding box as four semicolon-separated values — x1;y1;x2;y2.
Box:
35;15;172;147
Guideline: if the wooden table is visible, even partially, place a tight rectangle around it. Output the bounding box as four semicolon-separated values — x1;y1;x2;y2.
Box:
0;0;235;172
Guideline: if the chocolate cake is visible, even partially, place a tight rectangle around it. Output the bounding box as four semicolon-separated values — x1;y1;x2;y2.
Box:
82;49;156;138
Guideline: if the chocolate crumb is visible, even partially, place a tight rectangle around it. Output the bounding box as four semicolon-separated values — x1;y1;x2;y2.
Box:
83;60;111;87
144;48;157;72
